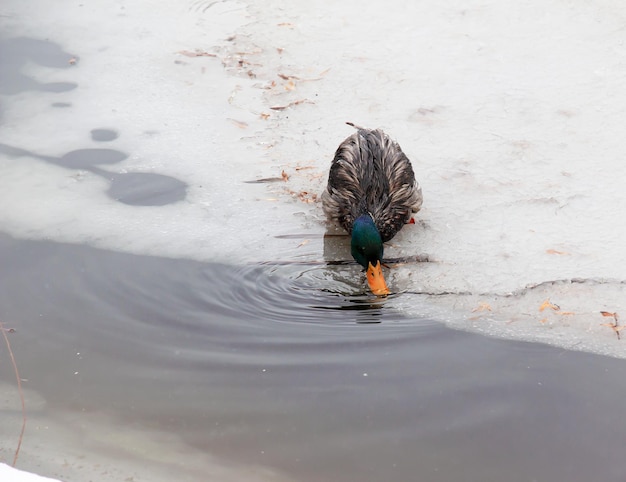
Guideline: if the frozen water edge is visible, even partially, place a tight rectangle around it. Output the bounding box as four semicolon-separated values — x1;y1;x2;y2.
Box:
1;0;626;359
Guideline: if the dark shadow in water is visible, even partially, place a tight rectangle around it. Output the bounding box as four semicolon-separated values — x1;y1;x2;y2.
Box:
90;128;119;142
0;142;187;206
1;234;626;482
0;37;78;95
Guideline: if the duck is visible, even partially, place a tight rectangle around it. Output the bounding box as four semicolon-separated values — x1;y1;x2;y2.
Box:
321;123;423;295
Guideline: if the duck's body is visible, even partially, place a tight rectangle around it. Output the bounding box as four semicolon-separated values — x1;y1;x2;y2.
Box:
322;125;422;294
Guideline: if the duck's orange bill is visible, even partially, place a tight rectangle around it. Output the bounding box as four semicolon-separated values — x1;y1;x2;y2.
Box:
366;261;390;296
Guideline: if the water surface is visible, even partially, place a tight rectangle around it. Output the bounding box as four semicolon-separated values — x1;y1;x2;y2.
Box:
1;233;626;481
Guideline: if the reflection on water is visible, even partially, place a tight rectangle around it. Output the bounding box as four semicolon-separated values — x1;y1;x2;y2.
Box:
227;263;393;323
1;233;626;482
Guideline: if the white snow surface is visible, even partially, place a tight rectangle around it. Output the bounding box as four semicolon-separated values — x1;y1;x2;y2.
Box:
2;0;626;358
0;463;60;482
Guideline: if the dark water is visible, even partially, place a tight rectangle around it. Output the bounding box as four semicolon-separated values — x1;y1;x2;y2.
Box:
1;233;626;481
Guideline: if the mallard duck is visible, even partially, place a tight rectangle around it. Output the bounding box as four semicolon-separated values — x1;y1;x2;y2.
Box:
322;124;423;295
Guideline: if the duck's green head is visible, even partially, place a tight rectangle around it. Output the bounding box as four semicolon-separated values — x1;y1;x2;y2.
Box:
351;214;390;296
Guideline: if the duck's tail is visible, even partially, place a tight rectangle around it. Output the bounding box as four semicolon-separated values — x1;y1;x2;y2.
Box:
345;121;367;131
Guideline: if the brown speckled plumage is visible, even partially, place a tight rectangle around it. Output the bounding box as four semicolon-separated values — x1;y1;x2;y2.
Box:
322;125;423;242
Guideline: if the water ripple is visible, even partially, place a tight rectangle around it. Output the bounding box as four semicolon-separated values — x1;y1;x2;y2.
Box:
211;262;402;326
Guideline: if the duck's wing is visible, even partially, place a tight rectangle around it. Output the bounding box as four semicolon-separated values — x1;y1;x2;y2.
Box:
321;132;368;233
365;130;423;242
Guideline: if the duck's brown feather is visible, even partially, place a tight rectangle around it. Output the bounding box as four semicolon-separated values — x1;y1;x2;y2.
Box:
322;127;422;242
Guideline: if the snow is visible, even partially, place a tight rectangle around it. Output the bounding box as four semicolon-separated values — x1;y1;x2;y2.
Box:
0;464;60;482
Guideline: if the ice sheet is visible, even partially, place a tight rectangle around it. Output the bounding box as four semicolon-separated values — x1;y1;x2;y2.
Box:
2;0;626;357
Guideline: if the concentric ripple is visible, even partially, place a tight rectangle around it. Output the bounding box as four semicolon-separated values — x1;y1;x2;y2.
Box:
210;262;402;326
